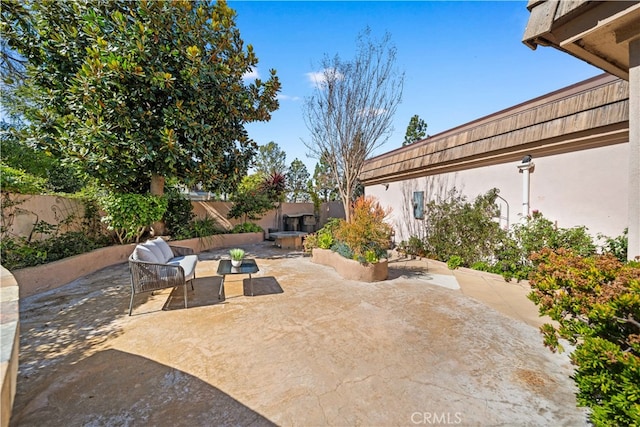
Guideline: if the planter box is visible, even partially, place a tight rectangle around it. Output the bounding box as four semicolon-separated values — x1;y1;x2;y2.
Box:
311;248;388;282
11;232;264;298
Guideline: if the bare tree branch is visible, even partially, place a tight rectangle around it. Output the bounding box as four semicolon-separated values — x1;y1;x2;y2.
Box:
303;28;404;221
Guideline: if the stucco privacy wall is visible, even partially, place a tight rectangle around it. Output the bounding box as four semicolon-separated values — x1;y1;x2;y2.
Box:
191;201;344;233
2;194;87;240
3;196;345;241
367;142;629;244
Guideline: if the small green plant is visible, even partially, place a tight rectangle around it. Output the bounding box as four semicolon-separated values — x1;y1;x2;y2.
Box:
303;233;318;253
599;228;628;262
331;241;354;260
447;255;463;270
470;261;491;272
399;236;427;257
229;248;245;261
363;250;379;264
231;222;263;234
317;230;334;249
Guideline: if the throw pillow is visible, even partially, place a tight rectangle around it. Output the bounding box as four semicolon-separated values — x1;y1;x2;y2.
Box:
133;245;159;263
152;237;174;263
142;241;165;263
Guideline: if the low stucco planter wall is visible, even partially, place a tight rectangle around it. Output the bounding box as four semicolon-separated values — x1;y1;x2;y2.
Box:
172;232;264;253
1;267;19;427
12;232;264;298
311;248;388;282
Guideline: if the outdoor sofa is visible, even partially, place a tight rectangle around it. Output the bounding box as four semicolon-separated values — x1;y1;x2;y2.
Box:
128;237;198;315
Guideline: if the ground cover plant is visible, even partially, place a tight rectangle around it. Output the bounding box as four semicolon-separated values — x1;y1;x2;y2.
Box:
528;248;640;426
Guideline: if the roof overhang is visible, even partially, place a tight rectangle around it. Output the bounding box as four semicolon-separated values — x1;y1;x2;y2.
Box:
360;74;629;186
523;0;640;80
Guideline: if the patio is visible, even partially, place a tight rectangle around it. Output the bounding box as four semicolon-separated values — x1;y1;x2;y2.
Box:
10;242;588;426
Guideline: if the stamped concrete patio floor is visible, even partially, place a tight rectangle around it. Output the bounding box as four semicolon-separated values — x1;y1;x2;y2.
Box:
10;242;589;426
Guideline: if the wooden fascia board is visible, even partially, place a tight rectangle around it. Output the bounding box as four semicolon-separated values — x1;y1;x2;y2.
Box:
365;74;619;168
360;96;630;184
361;124;629;186
361;78;628;181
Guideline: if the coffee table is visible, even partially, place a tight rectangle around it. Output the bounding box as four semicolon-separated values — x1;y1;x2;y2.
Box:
217;259;260;299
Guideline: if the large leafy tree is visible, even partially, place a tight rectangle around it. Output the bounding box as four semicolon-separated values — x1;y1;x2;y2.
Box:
254;141;287;178
403;114;427;146
303;28;404;221
2;0;280;197
286;158;310;202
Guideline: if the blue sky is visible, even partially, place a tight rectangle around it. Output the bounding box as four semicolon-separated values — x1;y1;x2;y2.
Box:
230;0;601;173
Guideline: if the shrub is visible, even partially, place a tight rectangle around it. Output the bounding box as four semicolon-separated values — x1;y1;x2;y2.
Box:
231;222;263;234
470;261;491;272
186;217;224;238
0;191;111;270
599;228;628;262
495;211;597;281
303;218;345;253
99;193;168;244
0;226;109;270
397;236;427;258
422;188;505;267
0;163;47;194
447;255;463;270
164;189;195;238
334;196;392;263
302;232;318;254
317;229;334;249
528;248;640;425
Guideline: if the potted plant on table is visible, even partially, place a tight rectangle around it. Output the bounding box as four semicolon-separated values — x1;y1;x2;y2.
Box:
229;248;245;267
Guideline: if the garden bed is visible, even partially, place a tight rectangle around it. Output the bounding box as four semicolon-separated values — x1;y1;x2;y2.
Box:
12;232;264;298
311;248;388;282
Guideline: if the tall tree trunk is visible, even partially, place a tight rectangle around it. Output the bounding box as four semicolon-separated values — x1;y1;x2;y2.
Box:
150;174;166;236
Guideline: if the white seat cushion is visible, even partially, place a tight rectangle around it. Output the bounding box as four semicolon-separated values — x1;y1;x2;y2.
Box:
167;255;198;282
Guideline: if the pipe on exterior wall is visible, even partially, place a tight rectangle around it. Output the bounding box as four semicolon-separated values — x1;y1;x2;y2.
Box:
517;156;535;219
